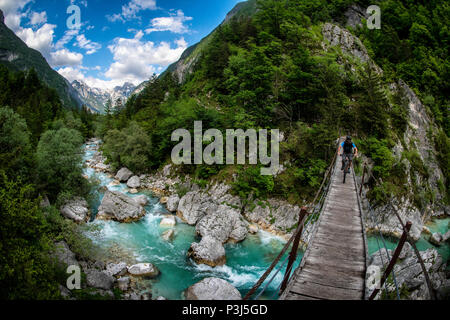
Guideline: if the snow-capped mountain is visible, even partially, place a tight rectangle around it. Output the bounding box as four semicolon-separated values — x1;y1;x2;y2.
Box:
71;80;136;113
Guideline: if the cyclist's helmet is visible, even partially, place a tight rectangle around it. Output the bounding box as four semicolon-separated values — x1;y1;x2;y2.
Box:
346;135;352;141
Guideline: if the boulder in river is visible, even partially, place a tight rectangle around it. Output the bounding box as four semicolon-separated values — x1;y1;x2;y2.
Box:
60;197;90;223
196;205;248;243
128;263;159;278
160;215;176;227
429;232;443;246
161;229;175;241
85;269;115;290
134;195;149;206
97;191;145;222
127;176;141;188
185;277;242;300
443;230;450;242
115;167;133;182
187;236;226;267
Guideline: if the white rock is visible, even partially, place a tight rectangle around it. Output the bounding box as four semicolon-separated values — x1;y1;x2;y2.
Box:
60;197;89;223
127;176;141;188
134;195;148;206
97;191;145;222
166;195;180;212
127;263;159;277
188;236;226;267
115;167;133;182
185;277;242;300
160;215;176;227
161;229;175;241
117;276;130;291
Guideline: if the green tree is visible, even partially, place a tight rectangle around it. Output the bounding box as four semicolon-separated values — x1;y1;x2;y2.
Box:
36;128;85;202
0;107;34;180
103;121;152;172
0;173;60;299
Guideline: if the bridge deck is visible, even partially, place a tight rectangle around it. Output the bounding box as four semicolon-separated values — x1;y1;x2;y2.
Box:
280;147;366;300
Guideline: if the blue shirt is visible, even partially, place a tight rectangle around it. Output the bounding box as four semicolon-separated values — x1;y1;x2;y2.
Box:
341;141;356;150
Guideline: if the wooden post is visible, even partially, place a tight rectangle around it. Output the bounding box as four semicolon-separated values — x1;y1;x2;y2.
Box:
360;165;366;197
369;221;412;300
279;207;309;294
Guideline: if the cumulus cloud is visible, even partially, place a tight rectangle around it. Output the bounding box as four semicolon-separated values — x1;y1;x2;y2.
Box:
145;10;192;34
0;0;33;31
16;23;56;57
29;11;47;25
105;31;187;83
75;34;101;54
55;29;80;49
107;0;156;22
59;32;188;91
50;49;83;67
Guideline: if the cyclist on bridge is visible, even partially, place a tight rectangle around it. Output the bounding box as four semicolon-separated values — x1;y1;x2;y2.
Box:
338;136;358;173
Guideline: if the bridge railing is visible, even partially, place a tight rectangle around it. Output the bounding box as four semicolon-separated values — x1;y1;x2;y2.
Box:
243;137;341;300
354;163;436;300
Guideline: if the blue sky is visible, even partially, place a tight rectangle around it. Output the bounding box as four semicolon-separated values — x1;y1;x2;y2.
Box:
0;0;244;90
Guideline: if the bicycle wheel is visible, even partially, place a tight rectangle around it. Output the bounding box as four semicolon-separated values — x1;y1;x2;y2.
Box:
343;159;348;183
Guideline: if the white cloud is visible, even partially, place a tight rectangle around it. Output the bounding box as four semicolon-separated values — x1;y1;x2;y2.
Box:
75;34;101;54
104;31;187;85
59;32;188;91
0;0;33;31
29;11;47;25
55;29;79;49
50;49;83;67
16;23;56;57
57;66;85;82
107;0;156;22
145;10;192;34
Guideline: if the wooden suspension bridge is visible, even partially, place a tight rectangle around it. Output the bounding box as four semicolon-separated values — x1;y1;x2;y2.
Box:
243;137;436;301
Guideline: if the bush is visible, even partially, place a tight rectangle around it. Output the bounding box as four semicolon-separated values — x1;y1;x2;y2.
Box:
103;121;152;173
231;165;274;200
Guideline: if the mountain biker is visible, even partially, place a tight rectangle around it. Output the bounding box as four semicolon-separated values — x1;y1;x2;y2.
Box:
338;136;358;173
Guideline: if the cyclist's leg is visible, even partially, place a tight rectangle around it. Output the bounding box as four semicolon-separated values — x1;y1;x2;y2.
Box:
347;153;353;173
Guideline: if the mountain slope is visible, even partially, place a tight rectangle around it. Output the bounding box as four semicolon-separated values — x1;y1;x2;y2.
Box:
71;80;136;113
0;9;82;109
163;0;258;84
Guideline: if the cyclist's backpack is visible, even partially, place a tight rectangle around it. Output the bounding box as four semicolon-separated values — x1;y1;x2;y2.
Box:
343;140;353;153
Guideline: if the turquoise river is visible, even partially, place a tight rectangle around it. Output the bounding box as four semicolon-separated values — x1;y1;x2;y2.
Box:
81;141;449;299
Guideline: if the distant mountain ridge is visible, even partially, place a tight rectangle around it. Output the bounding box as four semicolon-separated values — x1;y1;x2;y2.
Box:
71;80;136;113
0;9;83;109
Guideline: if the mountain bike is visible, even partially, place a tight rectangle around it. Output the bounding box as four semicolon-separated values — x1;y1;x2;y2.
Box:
343;154;351;184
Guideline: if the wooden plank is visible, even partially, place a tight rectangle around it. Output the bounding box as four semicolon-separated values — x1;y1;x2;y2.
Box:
311;234;364;247
296;270;364;291
284;291;322;300
319;220;362;232
308;246;365;262
313;238;364;252
300;265;365;286
320;214;362;226
305;255;366;272
324;199;359;211
290;279;363;300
